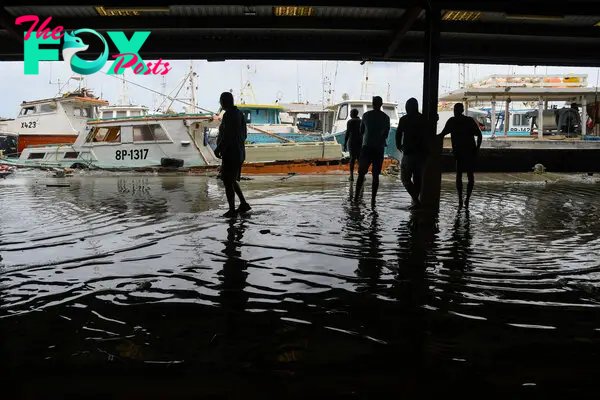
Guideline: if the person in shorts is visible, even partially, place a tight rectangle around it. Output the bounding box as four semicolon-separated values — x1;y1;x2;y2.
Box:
439;103;482;209
354;96;390;206
215;92;251;217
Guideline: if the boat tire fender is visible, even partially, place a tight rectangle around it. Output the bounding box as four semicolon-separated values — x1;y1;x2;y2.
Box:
70;163;89;169
161;158;184;168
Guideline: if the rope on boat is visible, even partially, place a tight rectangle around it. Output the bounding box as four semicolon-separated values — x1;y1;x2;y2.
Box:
101;71;214;115
247;124;293;143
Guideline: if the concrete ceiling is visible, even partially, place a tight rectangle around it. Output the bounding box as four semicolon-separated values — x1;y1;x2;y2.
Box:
1;1;599;66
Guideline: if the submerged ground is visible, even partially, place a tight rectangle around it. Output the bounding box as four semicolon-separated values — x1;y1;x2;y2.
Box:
2;171;600;396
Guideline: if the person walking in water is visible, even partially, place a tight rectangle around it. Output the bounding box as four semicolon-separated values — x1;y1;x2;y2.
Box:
343;108;362;181
215;92;251;217
396;98;427;209
439;103;482;209
354;96;390;206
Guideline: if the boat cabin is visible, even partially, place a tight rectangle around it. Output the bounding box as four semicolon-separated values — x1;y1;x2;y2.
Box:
99;105;149;119
329;100;400;136
235;104;284;125
13;89;109;153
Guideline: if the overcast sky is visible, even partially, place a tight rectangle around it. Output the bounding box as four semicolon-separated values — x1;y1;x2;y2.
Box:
0;60;598;118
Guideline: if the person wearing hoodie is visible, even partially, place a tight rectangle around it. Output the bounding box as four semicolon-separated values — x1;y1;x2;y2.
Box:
396;98;427;209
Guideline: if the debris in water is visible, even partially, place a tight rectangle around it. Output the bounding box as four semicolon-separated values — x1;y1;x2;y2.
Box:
533;164;546;174
260;229;271;234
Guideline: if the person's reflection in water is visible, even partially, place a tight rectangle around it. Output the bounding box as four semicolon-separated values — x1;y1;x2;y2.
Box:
394;209;439;376
440;210;473;309
355;210;384;294
218;219;249;312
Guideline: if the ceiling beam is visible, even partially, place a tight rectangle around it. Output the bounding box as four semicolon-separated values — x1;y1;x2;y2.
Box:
2;0;414;8
433;21;600;39
9;16;401;32
384;0;423;58
0;7;23;42
3;1;600;15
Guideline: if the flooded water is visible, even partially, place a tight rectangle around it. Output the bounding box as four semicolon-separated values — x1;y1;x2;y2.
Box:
2;171;600;395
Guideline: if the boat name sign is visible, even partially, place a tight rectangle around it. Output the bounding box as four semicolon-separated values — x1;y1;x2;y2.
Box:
15;15;172;76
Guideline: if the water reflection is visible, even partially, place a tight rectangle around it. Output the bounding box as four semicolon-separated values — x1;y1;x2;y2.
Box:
355;210;384;294
3;173;600;391
218;219;249;312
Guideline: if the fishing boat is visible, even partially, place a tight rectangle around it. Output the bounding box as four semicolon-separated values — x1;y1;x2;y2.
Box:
0;165;15;178
321;99;402;161
0;112;221;170
0;132;17;158
2;88;108;155
0;110;393;175
438;75;600;172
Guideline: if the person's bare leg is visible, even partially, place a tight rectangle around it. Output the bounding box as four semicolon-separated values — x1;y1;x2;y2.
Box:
456;171;463;208
354;173;366;202
224;181;237;217
233;181;246;204
371;174;379;206
465;171;474;209
233;181;251;213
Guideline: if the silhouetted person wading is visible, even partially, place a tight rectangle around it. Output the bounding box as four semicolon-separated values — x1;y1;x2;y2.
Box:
354;96;390;205
215;92;251;218
396;98;427;209
344;108;363;181
439;103;482;209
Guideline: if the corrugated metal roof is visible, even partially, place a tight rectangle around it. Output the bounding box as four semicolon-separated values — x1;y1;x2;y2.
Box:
5;6;97;18
5;5;406;19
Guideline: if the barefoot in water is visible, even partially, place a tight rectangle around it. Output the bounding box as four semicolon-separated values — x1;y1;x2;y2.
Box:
237;202;251;214
223;209;238;218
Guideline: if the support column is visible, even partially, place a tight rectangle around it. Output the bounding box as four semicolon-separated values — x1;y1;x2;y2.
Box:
419;5;441;210
504;99;510;137
491;98;497;137
582;96;588;135
538;97;544;139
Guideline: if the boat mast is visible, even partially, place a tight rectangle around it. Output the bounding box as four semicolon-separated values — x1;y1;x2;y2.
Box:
118;70;129;105
239;64;257;104
360;61;375;100
188;60;197;112
296;64;303;103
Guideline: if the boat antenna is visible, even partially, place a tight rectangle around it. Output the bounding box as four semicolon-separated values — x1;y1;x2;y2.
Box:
331;61;339;105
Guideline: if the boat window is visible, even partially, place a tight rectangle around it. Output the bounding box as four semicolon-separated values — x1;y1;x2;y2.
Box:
350;105;365;118
131;111;141;116
87;127;120;142
366;105;397;119
92;127;108;141
73;107;82;117
28;152;45;159
382;106;397;119
104;127;121;142
133;124;169;142
116;111;127;117
63;152;79;159
83;107;93;118
513;114;531;126
38;103;55;113
20;106;35;116
337;104;348;120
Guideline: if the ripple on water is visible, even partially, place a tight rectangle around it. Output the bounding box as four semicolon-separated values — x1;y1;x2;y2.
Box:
2;174;600;376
